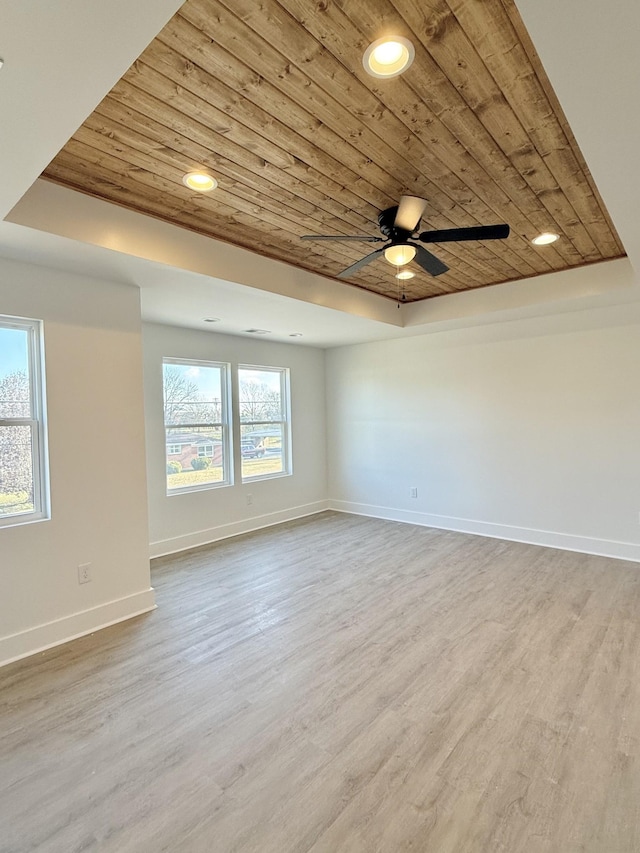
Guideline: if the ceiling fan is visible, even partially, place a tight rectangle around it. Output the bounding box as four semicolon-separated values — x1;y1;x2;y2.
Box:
302;196;510;279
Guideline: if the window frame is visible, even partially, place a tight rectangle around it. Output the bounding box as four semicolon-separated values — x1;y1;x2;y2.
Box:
238;364;292;483
163;357;232;495
0;316;49;528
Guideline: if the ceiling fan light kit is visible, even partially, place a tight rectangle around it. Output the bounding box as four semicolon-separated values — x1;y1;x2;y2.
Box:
363;37;415;78
384;244;416;266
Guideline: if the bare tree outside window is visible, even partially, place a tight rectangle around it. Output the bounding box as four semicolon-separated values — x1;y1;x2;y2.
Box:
239;377;281;423
0;371;33;510
163;367;222;426
0;319;48;525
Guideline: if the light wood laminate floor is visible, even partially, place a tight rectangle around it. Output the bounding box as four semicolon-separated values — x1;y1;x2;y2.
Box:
2;512;640;852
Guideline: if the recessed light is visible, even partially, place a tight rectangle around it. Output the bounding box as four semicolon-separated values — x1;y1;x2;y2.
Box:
363;37;415;79
395;270;415;280
532;232;559;246
182;171;218;192
384;244;416;266
244;329;271;335
289;333;303;337
0;59;4;71
203;317;220;323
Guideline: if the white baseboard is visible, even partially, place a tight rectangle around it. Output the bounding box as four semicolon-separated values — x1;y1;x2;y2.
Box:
329;500;640;563
0;588;156;668
149;500;331;558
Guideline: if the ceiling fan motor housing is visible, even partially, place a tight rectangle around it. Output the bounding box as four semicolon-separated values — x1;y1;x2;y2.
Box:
378;206;413;243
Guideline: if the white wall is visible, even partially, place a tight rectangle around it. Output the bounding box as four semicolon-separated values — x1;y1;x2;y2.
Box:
143;323;327;555
4;256;637;671
326;299;640;561
0;257;154;665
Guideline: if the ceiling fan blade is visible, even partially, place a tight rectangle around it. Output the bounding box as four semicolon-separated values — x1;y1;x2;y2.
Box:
414;244;449;277
337;247;386;278
419;224;510;243
301;235;382;242
394;196;428;232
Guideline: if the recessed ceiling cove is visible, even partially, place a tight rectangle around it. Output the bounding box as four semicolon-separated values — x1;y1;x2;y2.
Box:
42;0;625;302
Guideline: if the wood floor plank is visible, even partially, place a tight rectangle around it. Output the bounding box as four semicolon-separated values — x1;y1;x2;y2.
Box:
1;512;640;851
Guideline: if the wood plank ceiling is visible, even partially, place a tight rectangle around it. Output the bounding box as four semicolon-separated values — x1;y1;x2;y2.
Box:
42;0;625;303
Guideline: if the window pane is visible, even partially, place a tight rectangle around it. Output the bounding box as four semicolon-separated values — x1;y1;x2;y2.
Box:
166;426;226;491
241;424;284;479
163;362;222;426
239;368;282;423
0;424;34;516
0;327;30;418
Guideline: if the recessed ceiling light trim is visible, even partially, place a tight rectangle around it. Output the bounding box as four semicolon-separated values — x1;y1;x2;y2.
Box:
395;269;415;280
244;329;271;334
183;171;218;192
363;36;415;79
203;317;221;323
289;333;303;337
531;231;560;246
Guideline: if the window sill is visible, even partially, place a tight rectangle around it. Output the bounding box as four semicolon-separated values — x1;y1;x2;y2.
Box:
0;511;50;530
166;481;231;497
241;471;292;485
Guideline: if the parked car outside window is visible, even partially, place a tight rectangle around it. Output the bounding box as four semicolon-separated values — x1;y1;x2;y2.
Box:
241;440;264;458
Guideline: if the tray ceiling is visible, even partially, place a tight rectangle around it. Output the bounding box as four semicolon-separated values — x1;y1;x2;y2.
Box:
41;0;625;303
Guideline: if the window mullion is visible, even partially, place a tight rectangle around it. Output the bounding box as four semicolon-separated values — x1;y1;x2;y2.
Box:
165;422;223;430
0;418;36;428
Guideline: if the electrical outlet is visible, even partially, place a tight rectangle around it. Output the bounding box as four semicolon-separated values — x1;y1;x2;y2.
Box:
246;493;253;506
410;487;418;499
78;563;91;584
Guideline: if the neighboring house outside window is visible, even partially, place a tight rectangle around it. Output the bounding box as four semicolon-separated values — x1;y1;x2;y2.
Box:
0;316;49;527
163;359;231;493
238;365;291;481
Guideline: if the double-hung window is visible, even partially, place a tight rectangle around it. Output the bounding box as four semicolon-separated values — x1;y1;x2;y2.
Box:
238;365;291;481
0;316;49;526
163;358;231;493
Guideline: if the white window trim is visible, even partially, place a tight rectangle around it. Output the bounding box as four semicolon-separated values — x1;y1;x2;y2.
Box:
238;364;292;483
163;357;232;494
0;316;49;528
